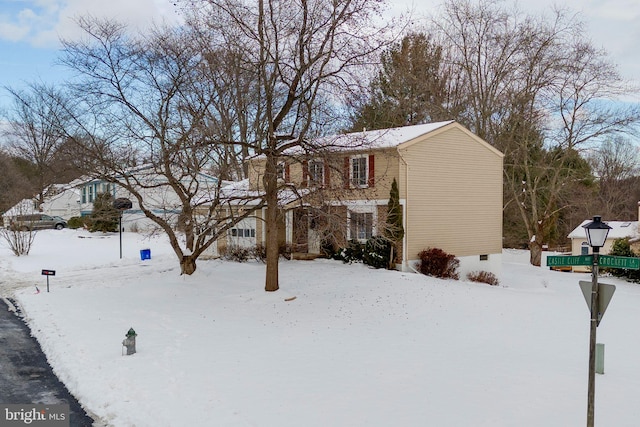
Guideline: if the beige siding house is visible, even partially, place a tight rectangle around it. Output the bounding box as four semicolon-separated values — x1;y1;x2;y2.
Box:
244;121;504;276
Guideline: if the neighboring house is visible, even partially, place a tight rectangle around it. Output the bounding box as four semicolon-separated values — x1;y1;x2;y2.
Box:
2;199;39;228
4;182;83;226
39;180;84;220
568;202;640;272
76;165;221;232
9;166;222;234
242;121;504;277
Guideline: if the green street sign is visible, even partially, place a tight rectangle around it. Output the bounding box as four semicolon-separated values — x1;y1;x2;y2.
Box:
599;255;640;270
546;255;593;267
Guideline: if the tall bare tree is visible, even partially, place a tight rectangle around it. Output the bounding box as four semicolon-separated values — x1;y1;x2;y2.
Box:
431;0;640;265
58;18;263;275
180;0;397;291
1;83;77;207
588;137;640;220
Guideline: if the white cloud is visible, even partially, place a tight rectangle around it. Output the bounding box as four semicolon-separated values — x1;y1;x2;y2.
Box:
0;16;31;42
0;0;180;48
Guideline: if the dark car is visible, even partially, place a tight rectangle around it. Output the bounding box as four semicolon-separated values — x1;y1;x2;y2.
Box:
10;214;67;231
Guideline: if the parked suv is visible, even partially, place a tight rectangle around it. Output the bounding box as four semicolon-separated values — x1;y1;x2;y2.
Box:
10;214;67;231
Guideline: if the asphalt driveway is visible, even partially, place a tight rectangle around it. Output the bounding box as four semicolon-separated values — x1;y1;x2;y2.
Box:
0;298;95;426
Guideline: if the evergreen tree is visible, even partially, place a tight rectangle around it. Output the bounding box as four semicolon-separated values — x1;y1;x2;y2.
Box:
349;32;452;132
607;238;640;282
90;192;119;233
384;178;404;265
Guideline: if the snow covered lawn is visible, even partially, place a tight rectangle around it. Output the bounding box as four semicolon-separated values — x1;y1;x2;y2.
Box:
2;229;640;426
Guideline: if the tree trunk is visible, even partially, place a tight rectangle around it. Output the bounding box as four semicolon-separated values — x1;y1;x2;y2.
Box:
529;240;543;267
264;155;279;292
180;255;197;275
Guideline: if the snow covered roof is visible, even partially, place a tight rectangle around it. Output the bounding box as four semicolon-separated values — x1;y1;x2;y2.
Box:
314;121;455;152
219;179;310;207
246;121;455;159
3;199;38;217
568;220;639;240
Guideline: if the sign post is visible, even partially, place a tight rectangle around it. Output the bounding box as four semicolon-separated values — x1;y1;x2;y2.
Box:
113;198;132;259
41;269;55;292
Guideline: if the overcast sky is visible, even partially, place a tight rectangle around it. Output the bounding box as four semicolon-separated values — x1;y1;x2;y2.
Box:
1;0;639;109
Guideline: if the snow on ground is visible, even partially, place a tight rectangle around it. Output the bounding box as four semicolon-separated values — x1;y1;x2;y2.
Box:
2;229;640;426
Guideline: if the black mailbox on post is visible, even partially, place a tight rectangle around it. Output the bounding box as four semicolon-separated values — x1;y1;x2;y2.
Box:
113;198;132;211
113;198;132;259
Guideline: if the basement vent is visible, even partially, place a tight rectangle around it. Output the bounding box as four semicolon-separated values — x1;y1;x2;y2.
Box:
479;254;489;261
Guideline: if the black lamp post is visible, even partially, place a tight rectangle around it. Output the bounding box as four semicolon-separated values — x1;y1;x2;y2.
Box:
582;215;611;427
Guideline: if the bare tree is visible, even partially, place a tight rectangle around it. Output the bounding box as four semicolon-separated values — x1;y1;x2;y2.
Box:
430;0;640;265
588;137;640;220
180;0;397;290
0;149;35;212
1;83;76;207
58;18;263;275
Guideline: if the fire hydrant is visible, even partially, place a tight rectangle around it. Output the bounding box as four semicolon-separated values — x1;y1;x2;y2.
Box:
122;328;137;355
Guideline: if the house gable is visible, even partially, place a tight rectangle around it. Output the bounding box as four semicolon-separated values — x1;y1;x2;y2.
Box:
398;124;503;258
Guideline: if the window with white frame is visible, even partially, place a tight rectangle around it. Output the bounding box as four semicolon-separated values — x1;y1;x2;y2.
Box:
351;156;368;187
581;242;589;255
230;228;256;238
276;162;286;181
228;217;257;248
349;211;373;241
308;160;324;186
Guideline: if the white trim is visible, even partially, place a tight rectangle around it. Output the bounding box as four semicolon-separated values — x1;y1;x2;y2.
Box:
307;159;325;186
347;204;377;241
276;162;286;181
286;210;293;244
325;199;387;207
349;154;369;188
261;207;267;243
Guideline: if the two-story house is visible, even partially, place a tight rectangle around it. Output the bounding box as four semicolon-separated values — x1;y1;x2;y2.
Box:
244;121;504;277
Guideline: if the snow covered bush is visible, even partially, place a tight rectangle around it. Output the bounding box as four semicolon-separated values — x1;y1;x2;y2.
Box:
252;243;267;263
220;245;251;262
363;236;392;269
334;239;364;264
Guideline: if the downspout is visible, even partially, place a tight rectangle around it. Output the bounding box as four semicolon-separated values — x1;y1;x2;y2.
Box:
398;148;410;271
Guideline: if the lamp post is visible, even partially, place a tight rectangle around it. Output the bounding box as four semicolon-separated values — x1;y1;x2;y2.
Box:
582;215;611;427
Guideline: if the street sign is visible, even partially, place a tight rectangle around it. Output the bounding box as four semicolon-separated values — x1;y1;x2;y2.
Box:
599;255;640;270
579;281;616;326
547;255;593;267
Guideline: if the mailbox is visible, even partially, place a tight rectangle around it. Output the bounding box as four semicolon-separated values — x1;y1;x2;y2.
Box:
113;198;132;211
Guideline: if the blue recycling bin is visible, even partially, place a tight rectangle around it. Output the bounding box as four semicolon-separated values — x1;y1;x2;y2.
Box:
140;249;151;260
